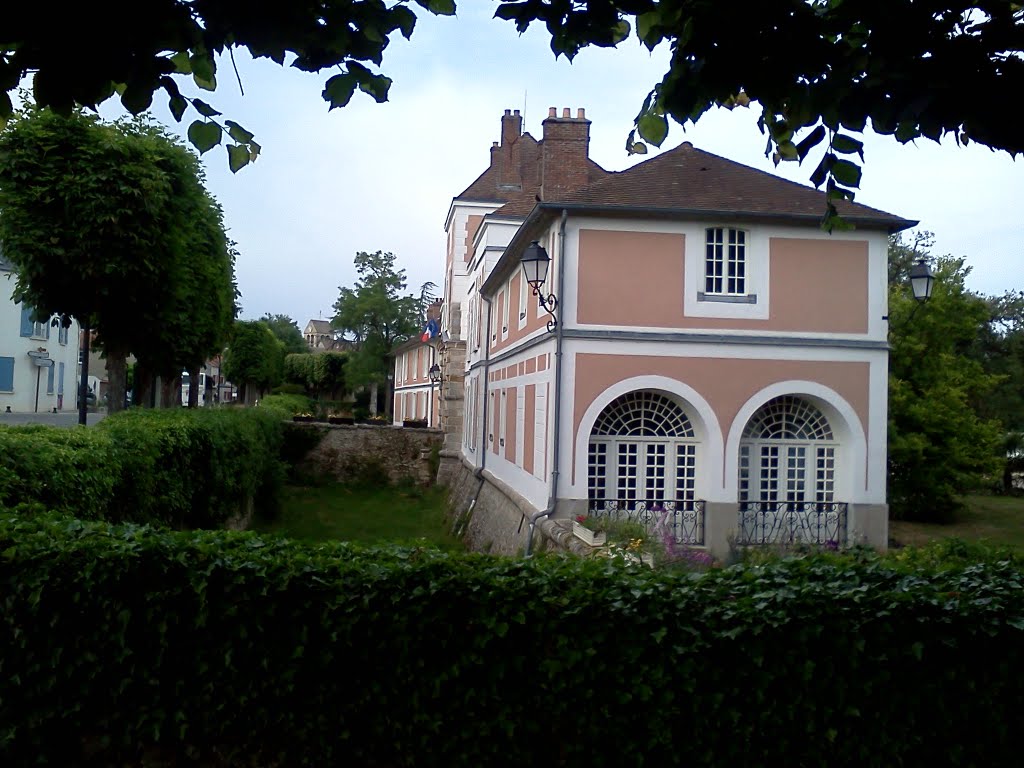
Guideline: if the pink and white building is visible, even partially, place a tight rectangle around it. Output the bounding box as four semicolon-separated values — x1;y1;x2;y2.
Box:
391;338;440;427
438;108;914;557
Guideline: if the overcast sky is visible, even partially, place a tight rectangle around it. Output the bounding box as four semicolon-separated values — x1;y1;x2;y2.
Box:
98;7;1022;327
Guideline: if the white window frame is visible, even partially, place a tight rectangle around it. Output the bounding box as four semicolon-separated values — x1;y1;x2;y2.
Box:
492;291;501;343
31;317;48;339
501;277;511;339
701;227;749;299
499;389;507;451
518;271;528;329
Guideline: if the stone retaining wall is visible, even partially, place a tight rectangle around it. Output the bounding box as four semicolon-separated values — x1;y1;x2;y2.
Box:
445;458;591;556
292;422;443;486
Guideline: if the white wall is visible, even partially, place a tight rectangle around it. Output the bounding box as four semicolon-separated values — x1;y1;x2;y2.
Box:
0;269;81;413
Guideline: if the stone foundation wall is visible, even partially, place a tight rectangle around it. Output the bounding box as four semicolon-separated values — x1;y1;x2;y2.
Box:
445;458;594;557
294;422;443;486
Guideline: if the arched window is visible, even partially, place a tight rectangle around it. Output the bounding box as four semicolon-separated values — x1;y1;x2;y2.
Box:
738;396;843;544
588;391;698;513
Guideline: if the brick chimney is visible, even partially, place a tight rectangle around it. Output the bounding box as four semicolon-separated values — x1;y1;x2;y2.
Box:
540;107;591;200
497;109;523;190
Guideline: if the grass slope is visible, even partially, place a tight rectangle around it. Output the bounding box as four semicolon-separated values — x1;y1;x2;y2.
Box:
890;494;1024;553
255;483;462;550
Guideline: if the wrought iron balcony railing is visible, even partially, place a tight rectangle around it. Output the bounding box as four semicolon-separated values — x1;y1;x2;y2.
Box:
737;501;848;546
587;498;705;546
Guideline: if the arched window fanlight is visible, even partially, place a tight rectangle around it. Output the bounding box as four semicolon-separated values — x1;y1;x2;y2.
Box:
742;395;833;441
592;391;695;438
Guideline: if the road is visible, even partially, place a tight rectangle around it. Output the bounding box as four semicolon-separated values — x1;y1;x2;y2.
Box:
0;410;107;427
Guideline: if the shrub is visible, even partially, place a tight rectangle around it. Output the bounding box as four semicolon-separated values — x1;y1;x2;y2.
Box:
99;408;285;527
259;393;313;415
0;408;286;528
2;515;1023;767
0;425;119;518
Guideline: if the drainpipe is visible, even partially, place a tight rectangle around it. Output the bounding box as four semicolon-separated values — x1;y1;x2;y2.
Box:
468;294;493;505
525;209;569;556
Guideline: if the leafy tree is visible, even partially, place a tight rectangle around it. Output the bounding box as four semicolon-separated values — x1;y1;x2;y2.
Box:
887;235;1003;520
261;314;308;355
0;108;222;416
332;251;423;414
4;2;1019;223
223;321;284;404
127;125;238;408
283;351;347;401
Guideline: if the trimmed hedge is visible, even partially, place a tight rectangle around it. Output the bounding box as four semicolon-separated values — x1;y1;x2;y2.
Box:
0;407;286;527
2;514;1023;766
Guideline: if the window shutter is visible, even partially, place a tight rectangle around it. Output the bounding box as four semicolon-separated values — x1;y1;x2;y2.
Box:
45;317;51;339
19;305;33;337
0;357;14;391
47;363;55;394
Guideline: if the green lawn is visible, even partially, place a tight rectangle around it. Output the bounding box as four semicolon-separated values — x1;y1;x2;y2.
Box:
890;494;1024;553
255;483;462;550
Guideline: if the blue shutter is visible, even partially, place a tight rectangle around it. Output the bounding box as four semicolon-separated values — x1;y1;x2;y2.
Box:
19;305;33;337
46;363;55;394
45;316;51;339
0;357;13;391
58;362;65;395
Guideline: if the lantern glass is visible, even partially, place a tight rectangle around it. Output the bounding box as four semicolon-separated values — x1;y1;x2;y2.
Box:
909;259;935;302
520;240;550;290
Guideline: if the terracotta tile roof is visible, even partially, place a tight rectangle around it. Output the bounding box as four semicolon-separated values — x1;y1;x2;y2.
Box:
550;142;911;227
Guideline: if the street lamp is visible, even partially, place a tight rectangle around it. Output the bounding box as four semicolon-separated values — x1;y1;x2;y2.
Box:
428;363;441;429
909;259;935;303
520;240;558;333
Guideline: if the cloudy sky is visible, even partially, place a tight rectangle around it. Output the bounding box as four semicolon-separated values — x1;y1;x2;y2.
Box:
99;6;1021;327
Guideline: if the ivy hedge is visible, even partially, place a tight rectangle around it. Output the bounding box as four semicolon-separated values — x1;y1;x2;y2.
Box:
2;514;1022;766
0;406;286;528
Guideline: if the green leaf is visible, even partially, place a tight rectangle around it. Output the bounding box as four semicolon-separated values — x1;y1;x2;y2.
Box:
637;112;668;147
228;145;251;173
120;83;154;115
168;95;187;123
795;125;826;161
224;120;255;144
831;134;864;155
831;159;862;188
420;0;456;16
391;6;417;38
191;99;221;118
357;74;392;103
170;51;192;74
193;73;217;92
187;120;222;154
190;51;216;83
810;152;835;188
636;12;662;48
323;74;357;110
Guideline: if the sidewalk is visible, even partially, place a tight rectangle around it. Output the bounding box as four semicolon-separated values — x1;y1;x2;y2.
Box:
0;409;107;428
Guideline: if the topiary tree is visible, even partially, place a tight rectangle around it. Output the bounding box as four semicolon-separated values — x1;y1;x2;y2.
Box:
223;321;284;404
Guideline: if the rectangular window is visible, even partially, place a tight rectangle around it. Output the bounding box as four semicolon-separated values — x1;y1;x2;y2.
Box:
704;227;746;295
499;389;507;449
0;357;14;392
58;324;69;345
588;442;608;506
58;362;65;396
518;272;528;327
617;443;639;503
502;278;511;339
46;363;55;395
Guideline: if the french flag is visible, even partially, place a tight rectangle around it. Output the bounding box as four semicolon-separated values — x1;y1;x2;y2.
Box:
420;318;439;343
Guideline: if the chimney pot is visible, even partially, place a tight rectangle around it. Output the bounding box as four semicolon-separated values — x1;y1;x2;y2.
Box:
548;107;557;117
513;109;520;116
577;108;586;119
504;109;511;116
492;141;499;148
562;107;570;118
